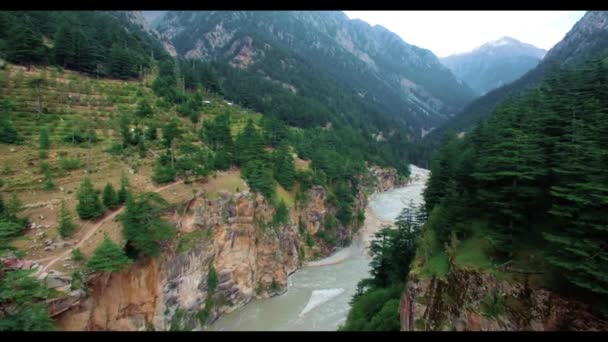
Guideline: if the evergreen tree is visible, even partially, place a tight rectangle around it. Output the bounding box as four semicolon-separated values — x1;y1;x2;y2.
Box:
162;119;179;148
118;113;131;148
0;99;20;144
40;161;53;191
5;20;45;65
274;143;295;189
120;192;174;259
117;173;130;205
53;24;75;68
75;177;104;220
151;156;176;184
235;119;263;166
0;269;54;331
38;127;49;152
272;200;289;227
57;200;76;239
102;183;118;209
86;236;131;272
135;99;153;118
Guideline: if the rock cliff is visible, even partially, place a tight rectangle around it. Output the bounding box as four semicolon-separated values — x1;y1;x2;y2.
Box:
56;166;403;331
399;267;608;331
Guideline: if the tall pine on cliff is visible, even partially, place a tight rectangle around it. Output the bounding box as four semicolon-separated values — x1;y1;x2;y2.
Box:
423;58;608;303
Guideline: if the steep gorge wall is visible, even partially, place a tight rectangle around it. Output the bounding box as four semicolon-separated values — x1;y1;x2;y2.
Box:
399;267;608;331
56;166;404;331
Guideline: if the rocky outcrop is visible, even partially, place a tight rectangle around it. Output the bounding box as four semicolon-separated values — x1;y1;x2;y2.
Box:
367;166;405;193
56;166;402;331
400;268;608;331
56;190;300;331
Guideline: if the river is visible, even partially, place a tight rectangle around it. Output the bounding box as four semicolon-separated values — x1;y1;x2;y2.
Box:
209;165;430;331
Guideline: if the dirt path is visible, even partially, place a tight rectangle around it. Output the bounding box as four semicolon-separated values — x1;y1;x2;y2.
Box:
33;179;183;277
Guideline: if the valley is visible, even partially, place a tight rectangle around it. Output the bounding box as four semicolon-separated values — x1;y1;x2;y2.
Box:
0;9;607;332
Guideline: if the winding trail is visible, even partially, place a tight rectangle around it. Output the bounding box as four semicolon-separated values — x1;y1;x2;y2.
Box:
34;179;183;277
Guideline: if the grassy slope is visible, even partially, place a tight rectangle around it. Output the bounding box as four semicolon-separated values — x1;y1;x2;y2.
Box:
0;63;272;274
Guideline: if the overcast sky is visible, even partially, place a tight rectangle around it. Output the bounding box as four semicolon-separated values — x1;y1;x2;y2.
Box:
343;11;587;57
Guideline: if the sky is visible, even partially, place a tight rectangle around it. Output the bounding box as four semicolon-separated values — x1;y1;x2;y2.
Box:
343;11;587;57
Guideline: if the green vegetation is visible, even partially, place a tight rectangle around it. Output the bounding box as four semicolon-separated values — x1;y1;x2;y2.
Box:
176;230;211;253
102;183;119;209
341;204;422;331
207;265;218;292
0;269;54;331
40;161;53;190
38;127;49;158
57;200;76;238
0;11;170;79
423;59;608;310
0;99;20;144
272;200;289;227
75;177;104;220
120;192;174;259
71;247;84;262
86;236;131;272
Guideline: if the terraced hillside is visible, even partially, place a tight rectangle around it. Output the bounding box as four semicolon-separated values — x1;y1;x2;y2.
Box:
0;63;274;275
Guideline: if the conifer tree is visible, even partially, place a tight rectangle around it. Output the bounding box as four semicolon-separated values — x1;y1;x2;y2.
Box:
86;236;131;272
57;200;76;238
102;183;118;209
76;177;104;220
274;143;295;189
117;173;130;205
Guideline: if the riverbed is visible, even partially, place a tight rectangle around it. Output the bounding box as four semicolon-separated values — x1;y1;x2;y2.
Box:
209;165;430;331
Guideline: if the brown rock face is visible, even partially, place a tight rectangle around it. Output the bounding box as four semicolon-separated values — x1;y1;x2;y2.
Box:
400;268;608;331
56;166;401;331
56;259;160;331
367;166;404;193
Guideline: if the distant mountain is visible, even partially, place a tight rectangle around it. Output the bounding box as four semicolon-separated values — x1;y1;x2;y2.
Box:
441;36;546;95
415;11;608;166
142;11;167;28
155;11;476;136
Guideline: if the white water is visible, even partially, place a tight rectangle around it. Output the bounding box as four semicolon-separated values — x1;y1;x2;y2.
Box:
209;164;429;331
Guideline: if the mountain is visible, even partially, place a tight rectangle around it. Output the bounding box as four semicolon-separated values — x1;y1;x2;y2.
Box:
441;36;546;95
155;11;477;136
141;10;167;28
415;11;608;166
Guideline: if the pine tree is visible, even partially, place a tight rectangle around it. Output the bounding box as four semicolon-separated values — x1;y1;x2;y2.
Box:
235;119;263;166
0;269;54;331
162;119;179;148
40;161;53;191
117;173;130;205
102;183;118;209
86;236;131;272
120;192;174;259
53;24;75;68
76;177;104;220
274;143;295;189
135;99;153;118
5;20;45;65
57;200;76;239
38;127;49;152
0;99;20;144
151;156;176;184
118;113;131;148
272;200;289;227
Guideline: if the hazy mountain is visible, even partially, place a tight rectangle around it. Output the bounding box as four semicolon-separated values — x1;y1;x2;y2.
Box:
441;36;546;95
155;11;477;136
415;11;608;166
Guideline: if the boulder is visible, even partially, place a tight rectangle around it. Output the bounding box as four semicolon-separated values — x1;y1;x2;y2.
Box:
45;273;72;289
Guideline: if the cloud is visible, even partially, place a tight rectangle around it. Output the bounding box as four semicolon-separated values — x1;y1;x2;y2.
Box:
343;11;586;57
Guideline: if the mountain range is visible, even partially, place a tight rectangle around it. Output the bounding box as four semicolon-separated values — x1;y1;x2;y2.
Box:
152;11;477;136
441;36;546;96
